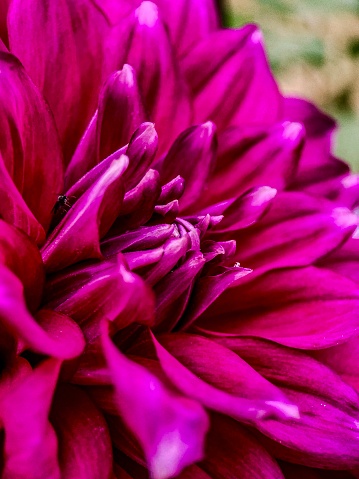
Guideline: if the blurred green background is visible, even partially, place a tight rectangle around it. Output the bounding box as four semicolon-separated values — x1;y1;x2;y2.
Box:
223;0;359;171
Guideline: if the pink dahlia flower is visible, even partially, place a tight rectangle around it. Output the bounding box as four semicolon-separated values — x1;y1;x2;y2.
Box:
1;0;359;478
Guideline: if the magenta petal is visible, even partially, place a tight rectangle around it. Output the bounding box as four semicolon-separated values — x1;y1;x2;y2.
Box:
113;169;161;232
154;252;206;329
0;359;61;479
44;254;155;341
207;186;277;233
203;416;285;479
203;121;303;206
101;224;175;256
219;337;359;469
8;0;106;161
0;219;44;312
0;0;10;45
137;333;299;423
0;154;45;244
182;25;282;130
0;51;63;231
124;122;159;190
156;122;217;211
183;265;251;327
42;155;129;272
195;266;359;349
284;97;336;176
98;65;146;161
51;385;113;479
65;67;148;188
158;176;185;204
0;266;85;359
102;328;210;479
154;0;219;57
233;192;357;272
112;1;192;154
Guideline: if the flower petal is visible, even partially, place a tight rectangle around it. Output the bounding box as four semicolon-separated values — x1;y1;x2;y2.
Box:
202;415;285;479
8;0;106;161
101;224;175;255
182;25;282;130
194;266;359;349
51;384;113;479
0;153;45;244
111;169;161;233
42;155;129;272
109;1;192;154
65;68;148;188
44;254;155;341
232;192;357;272
284;97;336;177
202;122;303;206
206;186;277;234
219;337;359;469
102;327;210;479
0;265;85;359
0;51;63;231
0;358;61;479
156;122;217;211
0;219;44;312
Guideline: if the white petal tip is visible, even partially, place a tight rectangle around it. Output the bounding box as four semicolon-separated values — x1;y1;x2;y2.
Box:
136;1;159;27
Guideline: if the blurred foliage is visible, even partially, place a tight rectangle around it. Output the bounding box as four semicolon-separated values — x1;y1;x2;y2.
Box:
223;0;359;171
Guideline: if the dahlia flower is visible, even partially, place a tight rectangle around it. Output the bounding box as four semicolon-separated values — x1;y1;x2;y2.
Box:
1;0;359;478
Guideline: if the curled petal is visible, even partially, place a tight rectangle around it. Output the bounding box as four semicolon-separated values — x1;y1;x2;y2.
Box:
156;122;217;211
65;70;148;188
0;219;44;312
45;254;155;341
102;328;210;479
101;224;175;256
182;264;251;327
110;1;192;153
206;186;277;234
98;65;146;163
51;384;113;479
182;25;282;130
0;358;61;479
154;251;206;330
0;153;45;244
0;51;63;231
0;266;85;359
42;155;129;272
112;169;161;233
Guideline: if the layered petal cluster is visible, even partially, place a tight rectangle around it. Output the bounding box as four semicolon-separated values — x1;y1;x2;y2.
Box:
0;1;359;478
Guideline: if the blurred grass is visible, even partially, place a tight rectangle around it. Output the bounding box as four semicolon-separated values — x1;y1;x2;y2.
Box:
223;0;359;171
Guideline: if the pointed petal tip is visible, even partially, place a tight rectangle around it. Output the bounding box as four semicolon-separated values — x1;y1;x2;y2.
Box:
136;1;159;27
250;186;277;207
332;207;358;229
200;121;216;137
150;429;200;479
116;64;135;86
250;27;264;44
282;121;305;142
342;173;359;189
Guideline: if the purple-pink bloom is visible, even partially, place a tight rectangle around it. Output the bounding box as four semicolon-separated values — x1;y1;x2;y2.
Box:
0;1;359;478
